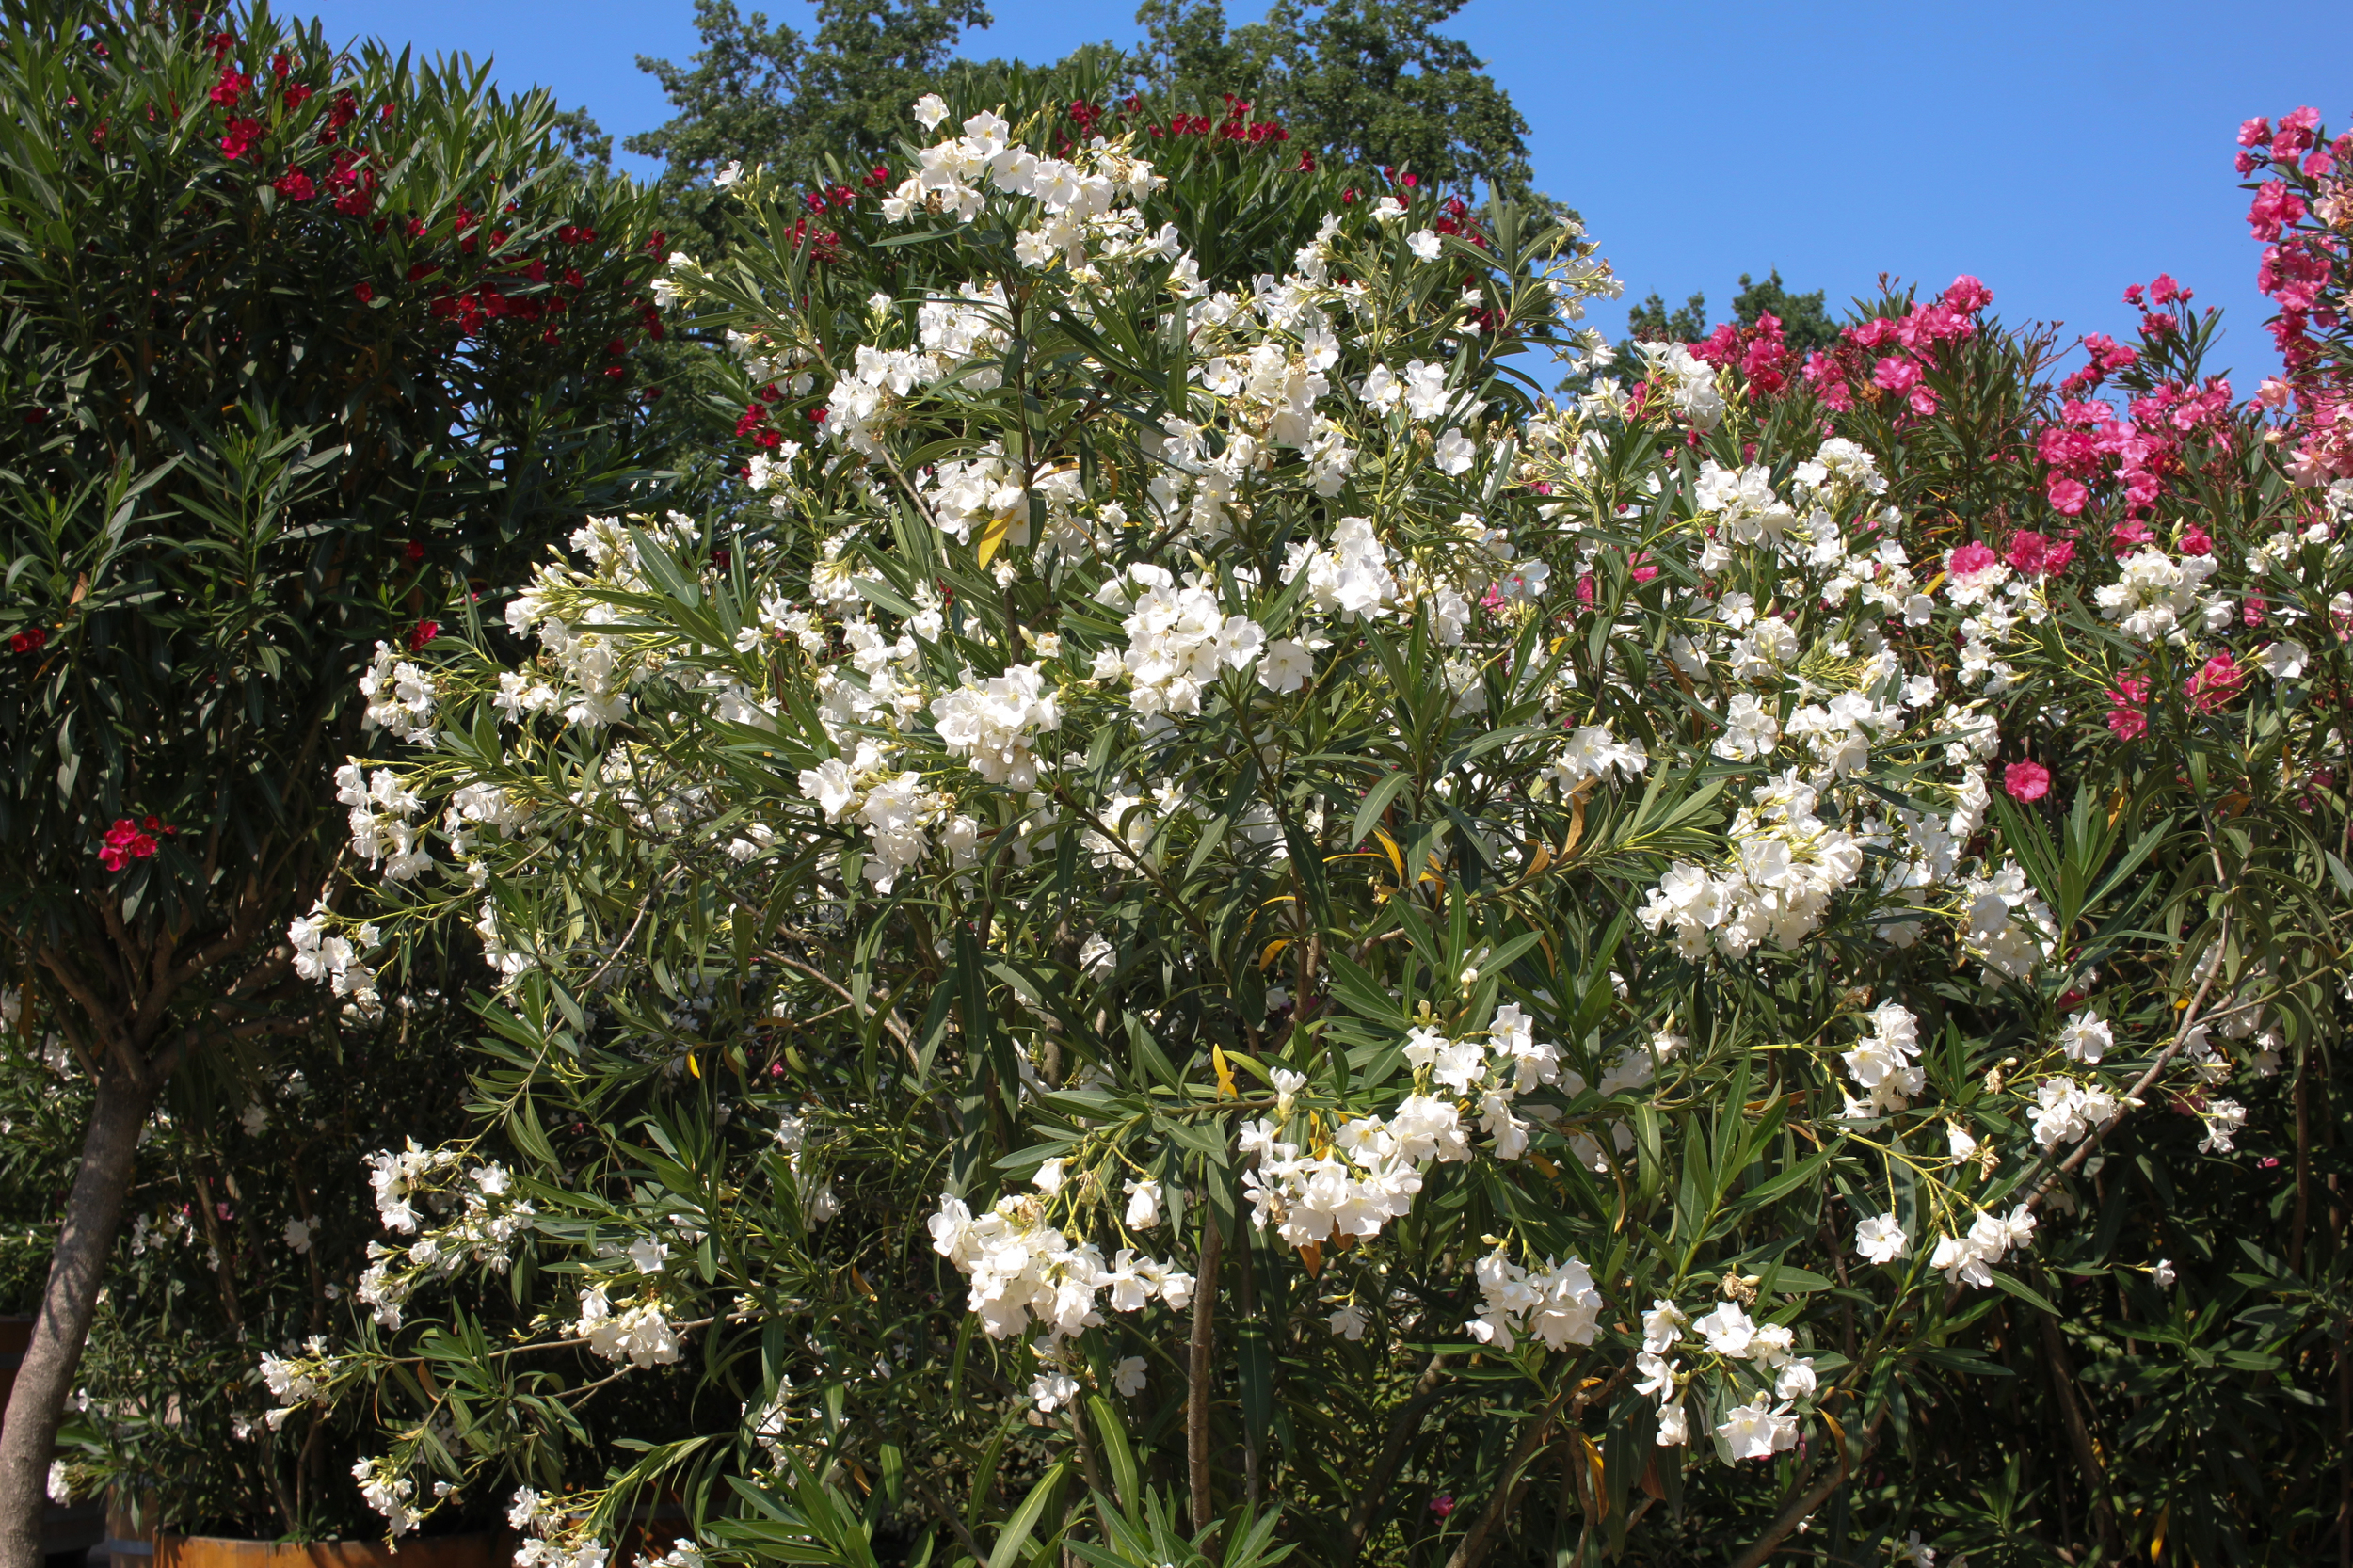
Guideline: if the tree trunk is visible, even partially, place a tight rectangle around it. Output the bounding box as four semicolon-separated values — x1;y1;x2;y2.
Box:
0;1070;153;1568
1186;1210;1223;1536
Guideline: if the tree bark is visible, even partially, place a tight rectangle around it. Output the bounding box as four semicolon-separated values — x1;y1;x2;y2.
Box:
0;1069;153;1568
2037;1310;2123;1559
1186;1210;1223;1536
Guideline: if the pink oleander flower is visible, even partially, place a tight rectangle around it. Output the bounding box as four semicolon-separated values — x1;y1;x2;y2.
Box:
2047;475;2089;516
2248;181;2307;242
2005;530;2061;576
2004;760;2052;802
2178;527;2214;556
1872;355;1922;394
2186;651;2245;713
2107;674;2152;741
1943;275;1993;312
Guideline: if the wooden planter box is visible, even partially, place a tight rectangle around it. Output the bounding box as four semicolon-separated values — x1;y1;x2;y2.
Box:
155;1534;507;1568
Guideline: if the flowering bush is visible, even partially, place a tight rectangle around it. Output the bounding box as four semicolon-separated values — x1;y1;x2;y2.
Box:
294;83;2353;1568
3;985;503;1541
0;1;669;1552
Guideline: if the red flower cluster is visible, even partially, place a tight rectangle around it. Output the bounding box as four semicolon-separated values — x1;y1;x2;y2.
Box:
1146;95;1291;145
2034;311;2233;526
2003;760;2052;802
219;116;262;160
779;216;843;264
2002;530;2074;578
408;618;440;652
738;381;788;449
97;815;171;871
8;626;46;654
325;148;379;216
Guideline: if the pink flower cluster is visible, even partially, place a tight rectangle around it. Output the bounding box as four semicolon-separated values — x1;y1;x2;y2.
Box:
2235;105;2353;486
1689;312;1791;394
2033;291;2234;532
1795;277;1991;415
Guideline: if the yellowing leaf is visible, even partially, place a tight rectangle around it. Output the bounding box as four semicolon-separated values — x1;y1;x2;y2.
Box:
1560;789;1591;862
974;511;1014;567
1259;937;1291;970
1212;1044;1238;1098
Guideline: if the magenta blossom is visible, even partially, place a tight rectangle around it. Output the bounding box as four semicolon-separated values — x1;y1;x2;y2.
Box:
2003;760;2052;802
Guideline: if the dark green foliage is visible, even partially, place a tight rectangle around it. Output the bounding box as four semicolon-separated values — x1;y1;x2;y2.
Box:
627;0;993;200
1136;0;1534;195
0;0;663;1000
1729;267;1837;357
0;4;669;1530
1625;288;1706;345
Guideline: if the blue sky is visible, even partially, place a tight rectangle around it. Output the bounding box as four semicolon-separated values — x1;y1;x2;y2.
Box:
301;0;2351;381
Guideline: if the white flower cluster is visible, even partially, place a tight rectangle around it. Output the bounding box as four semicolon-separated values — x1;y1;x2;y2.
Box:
359;641;436;747
1548;720;1649;795
827;286;1020;456
288;899;381;1014
888;103;1161;252
1929;1205;2037;1288
1283;515;1401;621
2026;1076;2123;1152
2094;547;2224;642
336;762;432;881
797;738;950;892
1640;773;1865;959
257;1336;335;1431
1097;563;1267;719
1839;1000;1925;1116
1360;359;1461;424
573;1285;683;1368
355;1148;533;1327
495;514;704;728
926;1192;1196;1346
1960;859;2057;982
1636;342;1724;430
366;1141;458;1234
930;663;1061;787
353;1456;419;1536
1631;1295;1817;1457
1463;1250;1602;1352
509;1492;615;1568
1241;1088;1464;1248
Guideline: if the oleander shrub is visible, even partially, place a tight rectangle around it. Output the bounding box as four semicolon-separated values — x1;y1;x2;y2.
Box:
275;82;2353;1568
0;0;669;1548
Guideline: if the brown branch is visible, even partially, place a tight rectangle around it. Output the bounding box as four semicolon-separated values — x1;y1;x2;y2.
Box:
1441;1350;1624;1568
1725;1405;1888;1568
1186;1208;1223;1536
1339;1354;1449;1568
765;952;915;1058
2037;1309;2123;1557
